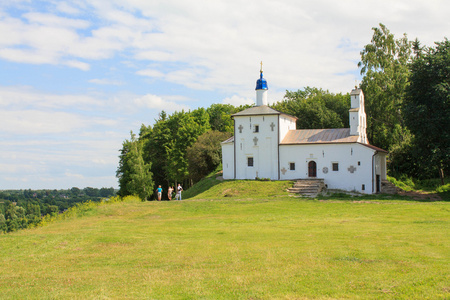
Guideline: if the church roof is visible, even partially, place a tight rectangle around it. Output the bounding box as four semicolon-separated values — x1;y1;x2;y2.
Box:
350;88;362;95
281;128;358;144
221;136;234;144
232;105;297;120
281;128;388;152
222;128;388;152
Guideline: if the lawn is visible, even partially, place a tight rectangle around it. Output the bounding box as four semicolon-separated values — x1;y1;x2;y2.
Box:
0;196;448;299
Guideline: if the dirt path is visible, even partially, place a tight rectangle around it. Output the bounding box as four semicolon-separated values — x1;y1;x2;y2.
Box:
397;189;443;201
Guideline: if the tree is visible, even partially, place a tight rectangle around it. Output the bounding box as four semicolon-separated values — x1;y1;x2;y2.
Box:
272;87;350;129
403;39;450;183
0;213;7;233
206;103;235;133
358;23;413;150
164;110;210;186
187;131;232;182
116;132;154;200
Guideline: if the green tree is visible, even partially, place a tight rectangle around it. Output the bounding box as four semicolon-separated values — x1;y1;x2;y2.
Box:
272;87;350;129
143;112;171;188
206;103;235;133
186;131;232;182
403;39;450;183
0;213;7;233
117;132;154;200
358;23;413;150
165;110;210;186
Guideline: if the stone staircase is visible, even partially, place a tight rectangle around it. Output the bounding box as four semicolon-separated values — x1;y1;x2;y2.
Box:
380;180;400;194
288;179;326;197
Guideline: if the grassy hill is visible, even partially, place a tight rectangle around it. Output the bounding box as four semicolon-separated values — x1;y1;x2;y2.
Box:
0;184;449;299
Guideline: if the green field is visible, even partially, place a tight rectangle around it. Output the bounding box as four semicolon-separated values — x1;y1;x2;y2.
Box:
0;188;449;299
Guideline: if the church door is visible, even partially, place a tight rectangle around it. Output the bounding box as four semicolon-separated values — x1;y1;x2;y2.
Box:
308;161;317;178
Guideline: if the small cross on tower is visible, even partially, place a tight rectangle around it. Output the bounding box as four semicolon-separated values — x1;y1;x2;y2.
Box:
238;124;243;133
253;136;258;146
270;122;275;131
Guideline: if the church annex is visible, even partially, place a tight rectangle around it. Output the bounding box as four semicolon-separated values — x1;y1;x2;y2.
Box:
221;68;387;194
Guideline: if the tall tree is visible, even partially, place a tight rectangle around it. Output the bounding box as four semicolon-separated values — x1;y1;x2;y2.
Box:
206;103;235;133
403;39;450;183
358;23;413;150
143;112;171;188
165;110;210;186
186;130;232;182
116;132;153;200
272;87;350;129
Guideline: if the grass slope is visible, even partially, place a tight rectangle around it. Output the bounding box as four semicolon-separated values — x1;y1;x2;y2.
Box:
0;193;449;299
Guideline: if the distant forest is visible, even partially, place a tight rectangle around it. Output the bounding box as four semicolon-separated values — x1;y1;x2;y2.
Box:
0;187;116;233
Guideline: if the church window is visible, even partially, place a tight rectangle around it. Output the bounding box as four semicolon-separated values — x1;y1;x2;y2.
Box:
247;157;254;167
254;125;259;133
358;161;361;166
332;163;339;171
289;162;295;170
362;184;365;191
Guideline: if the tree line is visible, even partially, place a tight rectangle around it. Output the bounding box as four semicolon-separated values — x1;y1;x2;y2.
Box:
0;187;116;233
117;24;449;200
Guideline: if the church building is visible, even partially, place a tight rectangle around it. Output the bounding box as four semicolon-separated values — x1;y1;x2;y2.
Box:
221;68;387;194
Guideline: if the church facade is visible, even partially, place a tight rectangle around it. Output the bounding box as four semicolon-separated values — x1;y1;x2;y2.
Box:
221;69;387;194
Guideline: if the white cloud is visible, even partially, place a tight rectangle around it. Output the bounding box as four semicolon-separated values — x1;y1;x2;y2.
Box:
23;12;90;28
223;95;253;107
134;94;190;112
64;60;90;70
89;78;124;85
136;69;165;78
0;110;88;135
0;86;103;109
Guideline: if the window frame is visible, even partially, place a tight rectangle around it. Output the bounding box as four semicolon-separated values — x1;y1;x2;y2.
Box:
332;162;339;171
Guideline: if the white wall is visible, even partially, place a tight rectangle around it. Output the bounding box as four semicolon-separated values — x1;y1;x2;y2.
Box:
221;142;234;179
279;115;297;141
234;114;279;180
279;143;378;194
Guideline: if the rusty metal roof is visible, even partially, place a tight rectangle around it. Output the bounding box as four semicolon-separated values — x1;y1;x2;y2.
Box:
281;128;359;144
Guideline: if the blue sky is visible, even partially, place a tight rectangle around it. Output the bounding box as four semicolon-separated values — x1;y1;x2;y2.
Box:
0;0;448;189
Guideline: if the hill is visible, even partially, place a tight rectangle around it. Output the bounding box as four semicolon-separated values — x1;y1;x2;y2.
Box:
0;192;449;299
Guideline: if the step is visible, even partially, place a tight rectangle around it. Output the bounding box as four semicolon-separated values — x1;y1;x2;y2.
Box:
288;179;326;197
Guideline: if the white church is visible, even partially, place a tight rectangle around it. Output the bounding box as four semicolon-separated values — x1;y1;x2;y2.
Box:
221;68;387;194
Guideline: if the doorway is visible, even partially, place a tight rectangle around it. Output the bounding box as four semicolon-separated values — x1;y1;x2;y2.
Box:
376;175;381;193
308;161;317;178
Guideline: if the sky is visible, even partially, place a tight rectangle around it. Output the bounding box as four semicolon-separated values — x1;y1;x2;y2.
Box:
0;0;448;190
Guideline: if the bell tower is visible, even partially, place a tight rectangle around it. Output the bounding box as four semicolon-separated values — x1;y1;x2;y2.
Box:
349;88;367;144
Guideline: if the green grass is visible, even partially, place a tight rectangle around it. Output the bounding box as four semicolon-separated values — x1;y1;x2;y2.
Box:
387;175;450;199
0;191;449;299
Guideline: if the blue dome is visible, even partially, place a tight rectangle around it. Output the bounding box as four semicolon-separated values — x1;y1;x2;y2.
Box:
255;71;268;90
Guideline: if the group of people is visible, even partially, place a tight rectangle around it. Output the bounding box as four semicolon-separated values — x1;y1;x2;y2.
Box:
156;184;183;201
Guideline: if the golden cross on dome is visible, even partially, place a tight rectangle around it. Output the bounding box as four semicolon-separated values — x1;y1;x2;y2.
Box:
260;61;263;73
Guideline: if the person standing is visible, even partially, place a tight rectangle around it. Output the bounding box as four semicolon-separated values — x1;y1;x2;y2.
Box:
156;185;162;201
168;186;173;201
176;184;183;201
